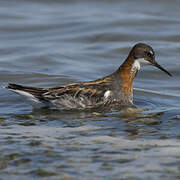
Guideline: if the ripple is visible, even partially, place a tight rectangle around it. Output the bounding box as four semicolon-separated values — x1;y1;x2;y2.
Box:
0;0;180;179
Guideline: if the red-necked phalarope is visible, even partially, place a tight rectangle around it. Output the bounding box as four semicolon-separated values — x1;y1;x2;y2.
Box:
7;43;172;110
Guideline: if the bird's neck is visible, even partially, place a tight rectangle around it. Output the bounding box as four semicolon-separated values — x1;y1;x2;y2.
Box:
115;56;138;97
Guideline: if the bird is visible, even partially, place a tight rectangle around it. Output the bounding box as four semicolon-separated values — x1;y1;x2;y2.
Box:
7;43;172;110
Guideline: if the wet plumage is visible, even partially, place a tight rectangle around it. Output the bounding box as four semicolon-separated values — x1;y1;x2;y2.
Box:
7;43;172;110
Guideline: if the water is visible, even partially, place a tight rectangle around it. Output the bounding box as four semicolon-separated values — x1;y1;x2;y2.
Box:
0;0;180;179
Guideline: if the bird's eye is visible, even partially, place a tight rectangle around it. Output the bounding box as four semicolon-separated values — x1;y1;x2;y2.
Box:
146;51;154;58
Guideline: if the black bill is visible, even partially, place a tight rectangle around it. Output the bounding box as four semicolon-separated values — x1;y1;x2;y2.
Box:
154;62;172;76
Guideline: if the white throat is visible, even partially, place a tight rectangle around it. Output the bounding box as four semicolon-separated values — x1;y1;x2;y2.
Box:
131;58;151;73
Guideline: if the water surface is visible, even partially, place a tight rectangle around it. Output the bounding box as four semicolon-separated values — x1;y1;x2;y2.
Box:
0;0;180;179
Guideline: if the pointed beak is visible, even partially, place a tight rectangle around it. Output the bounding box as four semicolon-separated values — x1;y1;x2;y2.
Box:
153;62;172;76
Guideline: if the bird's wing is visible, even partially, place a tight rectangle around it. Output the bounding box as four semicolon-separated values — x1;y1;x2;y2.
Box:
44;83;107;100
41;82;112;108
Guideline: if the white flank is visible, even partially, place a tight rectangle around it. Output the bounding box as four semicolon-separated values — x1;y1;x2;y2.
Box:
104;90;111;99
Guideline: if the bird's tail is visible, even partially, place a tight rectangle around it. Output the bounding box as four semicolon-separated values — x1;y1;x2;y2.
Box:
7;83;47;96
7;83;48;107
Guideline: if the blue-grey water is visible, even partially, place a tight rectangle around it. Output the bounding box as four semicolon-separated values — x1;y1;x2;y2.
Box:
0;0;180;179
